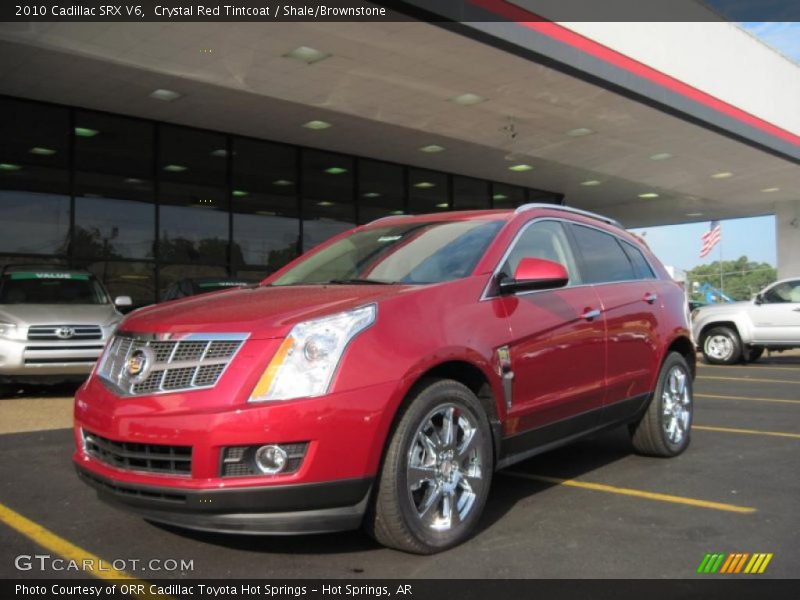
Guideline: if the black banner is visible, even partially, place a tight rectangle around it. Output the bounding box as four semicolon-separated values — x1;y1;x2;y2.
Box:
1;0;800;23
4;579;800;600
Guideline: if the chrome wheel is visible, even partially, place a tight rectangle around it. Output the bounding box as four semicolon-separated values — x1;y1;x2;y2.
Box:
705;334;733;361
662;365;691;444
406;404;483;532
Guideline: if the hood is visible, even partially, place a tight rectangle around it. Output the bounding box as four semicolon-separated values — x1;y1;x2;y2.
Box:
120;284;418;339
695;301;750;314
0;303;121;327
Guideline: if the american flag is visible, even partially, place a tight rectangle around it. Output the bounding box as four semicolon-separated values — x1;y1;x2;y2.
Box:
700;220;722;258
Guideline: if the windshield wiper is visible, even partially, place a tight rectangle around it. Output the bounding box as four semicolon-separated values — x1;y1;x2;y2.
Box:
325;278;394;285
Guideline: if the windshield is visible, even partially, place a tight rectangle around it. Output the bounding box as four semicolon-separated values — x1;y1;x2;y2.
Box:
0;272;109;305
272;220;504;286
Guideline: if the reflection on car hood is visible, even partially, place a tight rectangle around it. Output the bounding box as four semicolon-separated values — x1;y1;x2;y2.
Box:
120;284;419;339
0;304;121;326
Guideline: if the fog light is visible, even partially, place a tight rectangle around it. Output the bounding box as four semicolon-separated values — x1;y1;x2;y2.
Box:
254;445;288;475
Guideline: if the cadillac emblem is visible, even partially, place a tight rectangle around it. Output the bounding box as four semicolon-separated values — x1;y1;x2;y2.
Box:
125;347;154;383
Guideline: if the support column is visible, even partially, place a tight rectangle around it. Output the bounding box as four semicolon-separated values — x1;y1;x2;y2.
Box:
776;200;800;279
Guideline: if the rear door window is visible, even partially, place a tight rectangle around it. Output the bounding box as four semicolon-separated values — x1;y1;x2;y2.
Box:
570;225;636;284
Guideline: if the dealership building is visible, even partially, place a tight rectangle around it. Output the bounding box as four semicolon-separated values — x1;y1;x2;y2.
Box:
1;2;798;306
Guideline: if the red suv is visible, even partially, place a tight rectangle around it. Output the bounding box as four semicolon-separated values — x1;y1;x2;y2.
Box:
74;204;695;554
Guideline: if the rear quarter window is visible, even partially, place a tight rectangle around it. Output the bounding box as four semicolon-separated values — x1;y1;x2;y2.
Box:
621;241;656;279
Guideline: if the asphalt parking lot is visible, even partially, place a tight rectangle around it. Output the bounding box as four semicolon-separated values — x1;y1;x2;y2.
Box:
0;354;797;580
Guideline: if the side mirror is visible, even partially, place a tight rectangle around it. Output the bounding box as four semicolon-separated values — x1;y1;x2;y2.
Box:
498;258;569;295
754;293;763;305
114;295;133;307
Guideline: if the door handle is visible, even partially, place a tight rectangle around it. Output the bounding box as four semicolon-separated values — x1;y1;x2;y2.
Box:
581;308;601;320
643;292;658;304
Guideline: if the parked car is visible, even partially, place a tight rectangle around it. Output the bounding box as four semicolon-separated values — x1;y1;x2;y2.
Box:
74;205;695;554
692;278;800;364
0;265;129;389
162;277;257;301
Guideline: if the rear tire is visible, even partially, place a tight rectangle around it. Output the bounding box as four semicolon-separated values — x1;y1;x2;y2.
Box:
630;352;693;457
365;379;493;554
701;326;742;365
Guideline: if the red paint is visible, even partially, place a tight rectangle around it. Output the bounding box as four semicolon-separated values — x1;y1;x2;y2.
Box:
468;0;800;149
74;207;691;517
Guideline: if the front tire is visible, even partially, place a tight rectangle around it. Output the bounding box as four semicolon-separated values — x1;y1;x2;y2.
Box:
366;379;493;554
701;326;742;365
630;352;693;457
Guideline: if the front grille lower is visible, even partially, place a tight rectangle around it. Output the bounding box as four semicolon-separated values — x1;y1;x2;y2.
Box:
28;325;102;340
83;430;192;476
97;333;246;396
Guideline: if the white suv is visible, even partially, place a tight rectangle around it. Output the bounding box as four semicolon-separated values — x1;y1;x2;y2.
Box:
692;278;800;364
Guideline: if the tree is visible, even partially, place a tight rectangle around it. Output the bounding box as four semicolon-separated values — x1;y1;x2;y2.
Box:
687;256;776;302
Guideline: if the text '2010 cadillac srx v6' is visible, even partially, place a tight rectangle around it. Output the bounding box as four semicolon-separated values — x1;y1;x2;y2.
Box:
74;205;695;554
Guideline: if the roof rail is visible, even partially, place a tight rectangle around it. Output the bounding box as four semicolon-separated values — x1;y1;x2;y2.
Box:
514;203;624;229
367;214;415;226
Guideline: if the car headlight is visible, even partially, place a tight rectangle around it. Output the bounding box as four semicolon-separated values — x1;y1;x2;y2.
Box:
249;304;376;402
0;322;21;340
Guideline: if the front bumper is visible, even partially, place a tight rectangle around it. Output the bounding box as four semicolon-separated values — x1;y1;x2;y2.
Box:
73;371;399;534
76;465;372;534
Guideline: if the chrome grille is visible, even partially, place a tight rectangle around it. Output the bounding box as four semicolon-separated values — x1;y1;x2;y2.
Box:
97;333;247;396
28;324;102;340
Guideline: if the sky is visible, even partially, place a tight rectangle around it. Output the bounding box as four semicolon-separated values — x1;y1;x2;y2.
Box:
631;215;776;273
737;22;800;64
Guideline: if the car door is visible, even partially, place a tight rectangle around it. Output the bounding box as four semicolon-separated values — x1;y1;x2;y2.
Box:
568;224;662;409
749;279;800;343
493;219;606;440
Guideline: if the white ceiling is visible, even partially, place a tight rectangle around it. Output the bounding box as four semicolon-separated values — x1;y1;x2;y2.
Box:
0;20;798;228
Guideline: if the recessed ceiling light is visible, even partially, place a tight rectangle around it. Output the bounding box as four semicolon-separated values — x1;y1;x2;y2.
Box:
29;147;56;156
302;120;332;130
389;210;405;215
210;148;228;157
449;93;486;106
124;178;144;184
761;187;780;193
74;127;98;138
508;164;533;172
362;192;382;198
419;144;445;153
413;181;435;188
711;171;733;179
232;190;249;197
283;46;331;64
686;212;704;217
435;202;449;208
580;180;602;186
317;201;335;207
638;192;659;199
272;179;294;186
649;152;673;161
324;167;348;175
149;88;182;102
566;127;594;137
196;198;215;205
0;163;22;171
492;193;508;201
163;164;188;172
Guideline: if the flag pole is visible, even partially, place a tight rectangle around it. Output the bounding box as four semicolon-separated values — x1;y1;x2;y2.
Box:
718;225;724;294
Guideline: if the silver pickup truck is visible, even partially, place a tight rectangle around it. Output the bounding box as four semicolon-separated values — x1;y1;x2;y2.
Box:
0;265;130;390
691;277;800;364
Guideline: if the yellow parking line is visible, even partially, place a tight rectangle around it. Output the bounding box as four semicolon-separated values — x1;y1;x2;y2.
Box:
693;425;800;440
697;375;799;384
502;472;756;514
0;502;168;600
696;393;800;405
